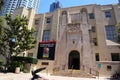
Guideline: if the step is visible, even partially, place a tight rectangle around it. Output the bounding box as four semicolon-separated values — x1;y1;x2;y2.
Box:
52;70;96;78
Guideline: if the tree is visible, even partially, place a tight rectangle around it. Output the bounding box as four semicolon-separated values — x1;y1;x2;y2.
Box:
117;23;120;42
4;14;36;56
0;0;7;61
0;16;7;57
0;0;4;10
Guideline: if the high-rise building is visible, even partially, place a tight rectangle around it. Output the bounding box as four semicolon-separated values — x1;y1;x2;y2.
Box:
0;0;40;16
49;0;61;12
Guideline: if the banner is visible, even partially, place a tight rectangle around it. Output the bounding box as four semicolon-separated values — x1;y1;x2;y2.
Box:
37;41;56;60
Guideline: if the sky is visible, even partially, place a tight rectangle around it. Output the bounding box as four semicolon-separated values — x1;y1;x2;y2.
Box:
39;0;118;13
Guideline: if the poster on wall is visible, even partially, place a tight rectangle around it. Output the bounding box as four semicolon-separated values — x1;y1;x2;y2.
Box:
37;41;56;60
43;47;49;58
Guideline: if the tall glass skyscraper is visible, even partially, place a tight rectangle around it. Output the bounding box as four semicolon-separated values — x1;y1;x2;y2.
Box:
49;1;61;12
0;0;40;16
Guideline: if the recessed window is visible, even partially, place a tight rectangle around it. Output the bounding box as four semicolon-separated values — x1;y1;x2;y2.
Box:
42;30;50;41
35;19;40;25
107;65;112;71
105;11;111;18
92;26;96;32
28;53;33;57
70;13;80;23
34;31;38;39
89;13;95;19
46;18;51;24
95;53;99;61
93;38;97;46
111;53;120;61
105;25;116;40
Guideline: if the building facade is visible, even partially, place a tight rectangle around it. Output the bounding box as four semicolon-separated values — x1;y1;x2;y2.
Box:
0;0;40;16
13;4;120;77
49;1;61;12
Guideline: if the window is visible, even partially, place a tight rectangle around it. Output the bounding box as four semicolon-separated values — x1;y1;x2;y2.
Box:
28;53;33;57
105;25;116;40
111;53;120;61
91;26;96;32
42;30;50;41
93;38;97;46
70;13;80;23
34;31;38;39
35;19;40;25
46;18;51;24
107;65;112;71
95;53;99;61
89;13;95;19
105;11;111;18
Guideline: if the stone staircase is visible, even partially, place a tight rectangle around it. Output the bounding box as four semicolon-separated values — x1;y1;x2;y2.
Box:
52;69;97;78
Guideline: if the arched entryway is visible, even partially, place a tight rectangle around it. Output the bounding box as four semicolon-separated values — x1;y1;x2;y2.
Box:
68;50;80;70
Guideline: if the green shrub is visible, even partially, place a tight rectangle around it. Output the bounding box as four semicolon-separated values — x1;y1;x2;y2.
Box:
11;56;38;64
8;61;24;72
9;56;38;72
0;61;3;66
0;61;3;72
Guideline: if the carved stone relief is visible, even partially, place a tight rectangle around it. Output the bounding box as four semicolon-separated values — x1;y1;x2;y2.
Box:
67;23;81;32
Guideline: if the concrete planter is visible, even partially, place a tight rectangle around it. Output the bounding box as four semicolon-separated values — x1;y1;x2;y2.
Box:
15;67;20;73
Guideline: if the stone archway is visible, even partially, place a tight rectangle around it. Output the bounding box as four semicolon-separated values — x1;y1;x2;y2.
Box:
68;50;80;70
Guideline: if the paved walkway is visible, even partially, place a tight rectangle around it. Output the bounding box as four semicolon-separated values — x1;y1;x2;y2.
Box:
0;72;109;80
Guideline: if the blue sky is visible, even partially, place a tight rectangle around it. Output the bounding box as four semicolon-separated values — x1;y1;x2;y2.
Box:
39;0;118;13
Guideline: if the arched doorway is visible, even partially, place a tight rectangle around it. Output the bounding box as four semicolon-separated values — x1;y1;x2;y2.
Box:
68;50;80;70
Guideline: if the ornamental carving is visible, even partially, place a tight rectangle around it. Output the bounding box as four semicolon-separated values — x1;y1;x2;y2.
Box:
67;23;81;32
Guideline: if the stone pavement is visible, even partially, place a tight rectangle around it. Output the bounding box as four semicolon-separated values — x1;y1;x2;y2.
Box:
0;72;109;80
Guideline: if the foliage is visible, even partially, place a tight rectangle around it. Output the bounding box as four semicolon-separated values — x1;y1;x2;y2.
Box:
9;56;38;72
0;61;3;66
0;61;3;72
8;61;24;72
117;23;120;42
11;56;38;64
0;14;36;72
0;16;8;57
4;14;36;55
0;0;4;10
0;0;7;59
1;0;36;57
0;17;5;38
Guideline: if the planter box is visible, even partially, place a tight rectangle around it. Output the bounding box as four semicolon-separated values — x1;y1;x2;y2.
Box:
15;67;20;73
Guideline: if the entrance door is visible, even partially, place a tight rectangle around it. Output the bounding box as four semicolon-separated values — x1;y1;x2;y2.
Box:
68;50;80;70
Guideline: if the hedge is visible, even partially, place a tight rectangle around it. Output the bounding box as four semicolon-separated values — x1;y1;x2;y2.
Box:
0;61;3;65
11;56;38;64
8;61;24;72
